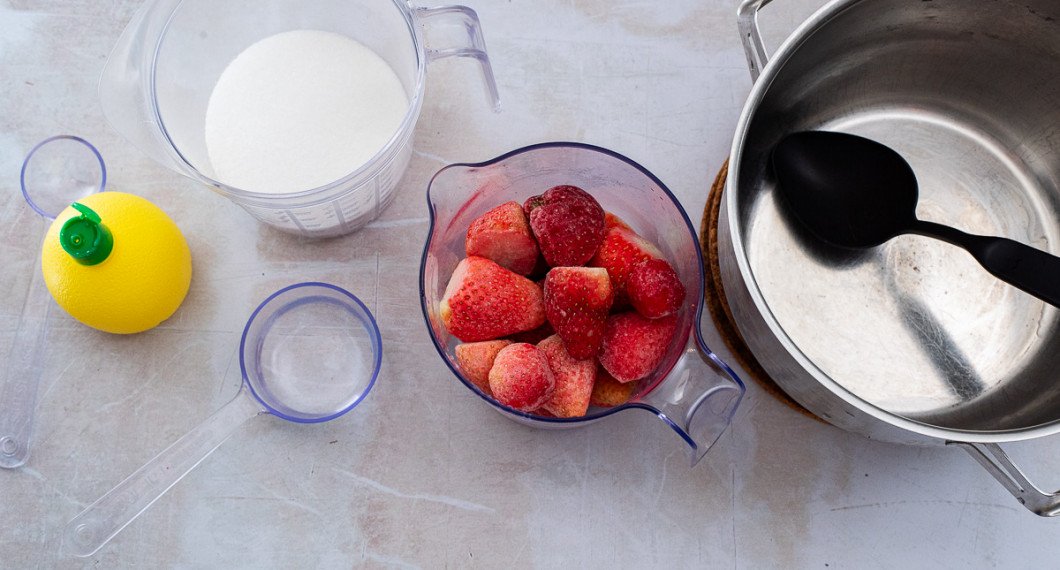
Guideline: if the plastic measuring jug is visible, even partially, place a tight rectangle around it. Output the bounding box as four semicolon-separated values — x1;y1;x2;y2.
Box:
0;136;105;469
63;282;382;557
100;0;500;238
421;143;746;464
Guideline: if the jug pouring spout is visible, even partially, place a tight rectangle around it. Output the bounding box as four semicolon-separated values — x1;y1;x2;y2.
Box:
98;0;190;175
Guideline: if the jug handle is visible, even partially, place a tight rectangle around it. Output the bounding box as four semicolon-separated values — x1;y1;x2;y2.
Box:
949;442;1060;517
635;311;746;466
411;4;502;112
737;0;775;83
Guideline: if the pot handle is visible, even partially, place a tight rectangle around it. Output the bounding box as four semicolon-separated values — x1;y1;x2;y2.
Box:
737;0;776;82
637;313;746;466
950;442;1060;517
412;4;502;112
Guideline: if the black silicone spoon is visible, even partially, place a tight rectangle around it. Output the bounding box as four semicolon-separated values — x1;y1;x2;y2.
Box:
772;130;1060;308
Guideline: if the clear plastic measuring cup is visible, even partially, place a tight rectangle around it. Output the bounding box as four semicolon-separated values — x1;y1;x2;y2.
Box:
421;143;746;464
100;0;501;238
63;283;383;557
0;136;106;469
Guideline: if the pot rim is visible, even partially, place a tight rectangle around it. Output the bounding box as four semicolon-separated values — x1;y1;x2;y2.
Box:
724;0;1060;444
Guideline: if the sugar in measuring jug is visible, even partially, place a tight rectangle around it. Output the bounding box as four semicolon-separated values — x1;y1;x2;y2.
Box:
204;30;411;195
101;0;500;237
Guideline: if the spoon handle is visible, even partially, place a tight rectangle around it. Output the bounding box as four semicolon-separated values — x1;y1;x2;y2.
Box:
63;388;264;557
0;251;53;469
913;220;1060;307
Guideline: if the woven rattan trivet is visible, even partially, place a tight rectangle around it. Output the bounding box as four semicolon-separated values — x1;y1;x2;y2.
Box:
700;160;817;418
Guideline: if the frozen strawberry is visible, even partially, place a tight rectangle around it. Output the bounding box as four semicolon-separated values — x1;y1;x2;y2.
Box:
590;368;636;407
489;343;555;411
590;226;663;302
604;212;632;232
627;258;686;318
507;321;555;345
465;201;539;275
455;340;512;395
524;185;606;267
441;256;546;342
544;267;614;359
599;313;678;383
537;335;595;418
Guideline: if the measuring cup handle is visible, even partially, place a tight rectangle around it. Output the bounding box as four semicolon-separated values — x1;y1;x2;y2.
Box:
637;312;746;466
63;388;264;557
412;4;502;111
0;254;54;469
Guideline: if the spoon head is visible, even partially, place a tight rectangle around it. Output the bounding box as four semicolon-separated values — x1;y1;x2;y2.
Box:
20;136;106;220
240;282;382;423
772;131;920;249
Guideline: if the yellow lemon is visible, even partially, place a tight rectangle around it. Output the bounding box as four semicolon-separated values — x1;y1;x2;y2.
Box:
41;192;192;334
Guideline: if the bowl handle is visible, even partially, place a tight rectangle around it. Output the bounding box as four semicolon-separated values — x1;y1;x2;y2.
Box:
950;442;1060;517
737;0;775;83
637;328;746;466
411;4;502;112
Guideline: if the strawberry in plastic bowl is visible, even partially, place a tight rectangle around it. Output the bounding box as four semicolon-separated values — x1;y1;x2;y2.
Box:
420;143;745;464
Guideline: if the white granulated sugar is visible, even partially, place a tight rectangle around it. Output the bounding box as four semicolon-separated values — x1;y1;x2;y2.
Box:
204;30;409;194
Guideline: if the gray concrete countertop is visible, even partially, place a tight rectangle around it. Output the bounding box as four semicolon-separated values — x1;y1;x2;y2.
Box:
2;0;1059;567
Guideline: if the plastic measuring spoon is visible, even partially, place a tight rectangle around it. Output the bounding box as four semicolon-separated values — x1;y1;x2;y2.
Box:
0;136;106;469
63;282;382;557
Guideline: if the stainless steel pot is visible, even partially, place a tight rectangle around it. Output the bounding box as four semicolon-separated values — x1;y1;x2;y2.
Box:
720;0;1060;515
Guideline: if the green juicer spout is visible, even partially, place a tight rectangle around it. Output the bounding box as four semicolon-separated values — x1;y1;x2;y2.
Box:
59;203;113;265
